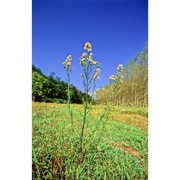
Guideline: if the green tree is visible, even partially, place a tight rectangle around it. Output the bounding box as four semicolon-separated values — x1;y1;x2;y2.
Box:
32;65;88;103
32;71;50;101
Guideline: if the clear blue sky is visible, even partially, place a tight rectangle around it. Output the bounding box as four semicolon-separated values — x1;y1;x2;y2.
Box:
33;0;148;92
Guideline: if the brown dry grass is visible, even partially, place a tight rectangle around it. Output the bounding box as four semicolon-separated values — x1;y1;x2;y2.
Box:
110;114;148;129
72;104;148;129
111;142;141;156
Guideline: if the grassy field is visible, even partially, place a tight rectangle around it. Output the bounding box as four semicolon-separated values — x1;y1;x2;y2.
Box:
32;102;148;179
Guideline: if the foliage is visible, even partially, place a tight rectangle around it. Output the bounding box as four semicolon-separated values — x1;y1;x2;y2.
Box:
32;65;88;104
32;70;50;102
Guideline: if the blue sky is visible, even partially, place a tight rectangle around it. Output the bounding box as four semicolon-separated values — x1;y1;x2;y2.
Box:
33;0;148;92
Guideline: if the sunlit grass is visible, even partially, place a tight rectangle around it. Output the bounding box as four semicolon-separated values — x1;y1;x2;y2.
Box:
32;102;148;179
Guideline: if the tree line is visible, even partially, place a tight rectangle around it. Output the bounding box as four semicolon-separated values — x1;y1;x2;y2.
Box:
32;65;89;104
95;42;148;107
32;42;148;107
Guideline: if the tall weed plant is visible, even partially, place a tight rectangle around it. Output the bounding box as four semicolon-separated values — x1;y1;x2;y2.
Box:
62;42;123;156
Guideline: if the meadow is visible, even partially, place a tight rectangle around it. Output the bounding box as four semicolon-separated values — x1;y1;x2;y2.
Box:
32;102;148;179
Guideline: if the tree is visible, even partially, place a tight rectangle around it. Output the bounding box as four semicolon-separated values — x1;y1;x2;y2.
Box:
32;71;50;101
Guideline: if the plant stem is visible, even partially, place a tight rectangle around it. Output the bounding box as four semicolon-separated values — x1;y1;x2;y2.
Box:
79;64;89;152
67;68;74;134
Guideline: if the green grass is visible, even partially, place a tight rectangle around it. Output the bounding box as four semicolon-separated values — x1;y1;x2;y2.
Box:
32;102;148;179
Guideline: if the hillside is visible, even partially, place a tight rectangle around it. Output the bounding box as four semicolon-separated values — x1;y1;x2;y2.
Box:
32;65;89;104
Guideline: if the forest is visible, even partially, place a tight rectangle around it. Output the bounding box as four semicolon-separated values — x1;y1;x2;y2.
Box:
32;65;90;104
96;42;148;107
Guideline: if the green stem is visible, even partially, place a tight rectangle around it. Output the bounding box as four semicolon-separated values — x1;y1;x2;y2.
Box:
79;64;89;152
67;68;74;134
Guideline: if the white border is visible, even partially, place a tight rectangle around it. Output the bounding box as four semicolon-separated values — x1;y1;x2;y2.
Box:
0;0;32;179
149;0;180;179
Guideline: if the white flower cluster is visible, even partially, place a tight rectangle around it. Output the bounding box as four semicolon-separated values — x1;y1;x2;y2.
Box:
62;55;72;68
109;64;123;82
